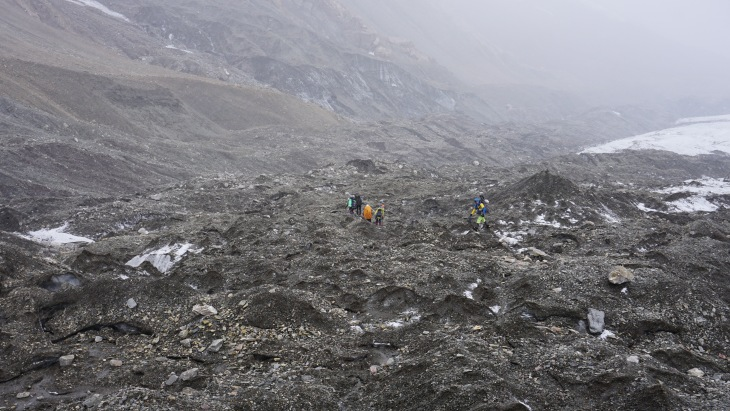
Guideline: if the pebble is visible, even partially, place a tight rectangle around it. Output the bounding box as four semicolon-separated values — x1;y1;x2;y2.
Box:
208;339;225;352
180;368;199;381
626;355;639;364
83;393;103;408
687;368;704;378
17;392;31;399
109;359;123;367
127;298;137;309
95;336;103;343
59;354;75;367
165;374;179;386
609;266;634;285
181;338;192;348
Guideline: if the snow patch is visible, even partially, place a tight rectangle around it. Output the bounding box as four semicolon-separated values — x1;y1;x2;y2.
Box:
636;203;658;212
600;205;620;223
385;310;421;329
657;177;730;196
599;329;616;340
18;223;94;246
656;177;730;213
580;115;730;156
126;243;202;274
489;305;501;314
534;214;561;227
165;45;194;54
497;230;525;245
64;0;129;21
666;196;718;213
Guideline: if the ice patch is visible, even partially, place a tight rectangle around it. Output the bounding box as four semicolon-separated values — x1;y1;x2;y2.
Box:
64;0;129;21
489;305;501;314
18;223;94;245
463;290;473;300
126;243;202;274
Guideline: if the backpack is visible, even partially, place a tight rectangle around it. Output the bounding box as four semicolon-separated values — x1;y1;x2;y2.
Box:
375;208;383;218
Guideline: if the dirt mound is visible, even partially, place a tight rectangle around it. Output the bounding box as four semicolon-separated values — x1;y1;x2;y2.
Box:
347;159;386;174
498;170;581;204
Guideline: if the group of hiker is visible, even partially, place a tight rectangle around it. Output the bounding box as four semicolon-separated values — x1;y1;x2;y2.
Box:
347;193;385;226
346;192;490;230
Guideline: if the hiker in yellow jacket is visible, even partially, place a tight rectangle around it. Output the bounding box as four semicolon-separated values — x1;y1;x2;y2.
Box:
374;203;385;226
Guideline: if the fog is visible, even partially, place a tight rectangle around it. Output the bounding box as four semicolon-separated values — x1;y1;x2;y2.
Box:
341;0;730;106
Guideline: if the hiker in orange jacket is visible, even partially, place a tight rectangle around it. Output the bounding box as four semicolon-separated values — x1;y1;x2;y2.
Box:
363;203;373;222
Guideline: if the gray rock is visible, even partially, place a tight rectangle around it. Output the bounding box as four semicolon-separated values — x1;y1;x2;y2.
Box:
550;242;564;253
165;373;179;386
687;368;704;378
83;393;103;408
59;354;75;367
126;298;137;309
109;359;123;367
577;320;587;334
192;304;218;316
626;355;639;364
181;338;192;348
180;368;199;381
95;336;103;343
524;247;549;259
587;309;605;334
208;338;224;352
609;266;635;284
16;391;31;399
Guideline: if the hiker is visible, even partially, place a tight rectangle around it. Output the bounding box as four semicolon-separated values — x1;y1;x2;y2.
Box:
469;196;489;230
363;203;373;222
476;199;489;230
354;193;363;215
468;197;481;224
374;203;385;226
347;194;356;214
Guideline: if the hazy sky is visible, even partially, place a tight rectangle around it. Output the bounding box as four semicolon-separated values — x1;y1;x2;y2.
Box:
581;0;730;55
342;0;730;104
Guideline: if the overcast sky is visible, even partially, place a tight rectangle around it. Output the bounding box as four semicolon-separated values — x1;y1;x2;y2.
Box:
342;0;730;104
